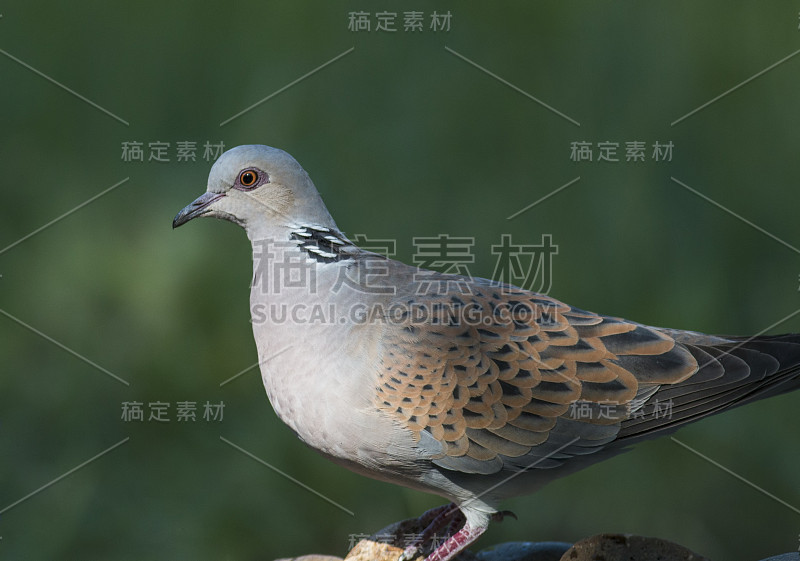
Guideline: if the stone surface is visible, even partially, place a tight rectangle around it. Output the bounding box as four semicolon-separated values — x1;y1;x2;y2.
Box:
560;533;707;561
477;541;572;561
343;517;476;561
278;528;800;561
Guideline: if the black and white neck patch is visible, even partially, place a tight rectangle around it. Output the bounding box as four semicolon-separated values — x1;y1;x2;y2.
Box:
290;225;354;263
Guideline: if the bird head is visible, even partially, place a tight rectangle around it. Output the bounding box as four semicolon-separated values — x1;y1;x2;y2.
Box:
172;144;336;236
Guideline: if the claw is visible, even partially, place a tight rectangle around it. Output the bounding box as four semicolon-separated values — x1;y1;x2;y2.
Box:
491;509;518;522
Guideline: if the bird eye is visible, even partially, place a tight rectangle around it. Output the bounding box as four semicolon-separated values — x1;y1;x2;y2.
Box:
239;170;258;187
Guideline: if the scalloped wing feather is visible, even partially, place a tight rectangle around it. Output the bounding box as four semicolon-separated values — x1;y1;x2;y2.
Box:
374;277;702;475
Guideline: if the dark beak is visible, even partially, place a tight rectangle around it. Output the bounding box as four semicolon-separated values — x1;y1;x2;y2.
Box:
173;192;226;228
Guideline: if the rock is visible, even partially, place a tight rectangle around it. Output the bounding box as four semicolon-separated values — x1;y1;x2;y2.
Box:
477;540;572;561
560;533;708;560
281;527;800;561
343;517;476;561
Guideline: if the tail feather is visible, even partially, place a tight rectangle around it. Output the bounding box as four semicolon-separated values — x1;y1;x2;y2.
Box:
618;333;800;441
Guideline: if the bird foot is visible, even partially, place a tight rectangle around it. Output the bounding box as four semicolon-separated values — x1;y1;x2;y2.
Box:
423;521;487;561
399;503;463;561
491;509;517;522
399;503;493;561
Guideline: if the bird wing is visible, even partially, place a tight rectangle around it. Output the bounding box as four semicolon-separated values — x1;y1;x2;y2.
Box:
374;274;800;475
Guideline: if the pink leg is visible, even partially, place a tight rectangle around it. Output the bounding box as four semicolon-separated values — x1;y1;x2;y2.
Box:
424;520;488;561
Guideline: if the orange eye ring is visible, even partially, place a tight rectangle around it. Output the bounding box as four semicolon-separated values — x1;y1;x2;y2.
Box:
239;170;258;187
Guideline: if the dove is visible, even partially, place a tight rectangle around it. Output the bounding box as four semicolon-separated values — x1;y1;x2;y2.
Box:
173;144;800;561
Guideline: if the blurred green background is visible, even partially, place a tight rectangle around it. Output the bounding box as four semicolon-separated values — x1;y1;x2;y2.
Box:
2;1;800;559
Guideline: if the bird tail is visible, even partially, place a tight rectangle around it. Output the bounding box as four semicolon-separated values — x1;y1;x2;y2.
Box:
618;332;800;442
